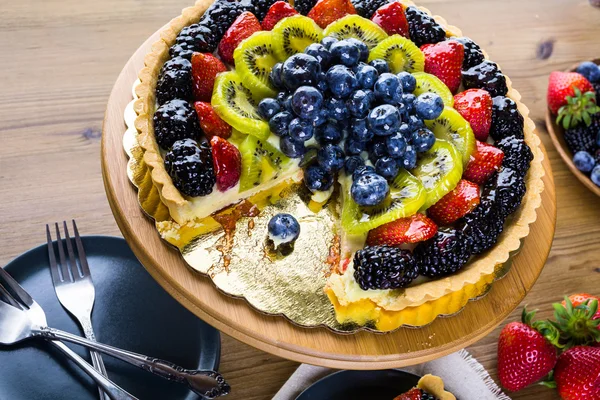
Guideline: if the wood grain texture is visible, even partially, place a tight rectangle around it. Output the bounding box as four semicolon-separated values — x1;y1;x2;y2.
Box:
0;0;599;399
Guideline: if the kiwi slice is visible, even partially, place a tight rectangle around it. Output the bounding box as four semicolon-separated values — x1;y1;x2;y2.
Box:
272;15;323;60
212;71;271;140
368;35;425;74
413;72;454;107
412;139;463;210
234;31;279;99
425;107;476;167
323;15;388;49
341;171;426;235
239;134;292;192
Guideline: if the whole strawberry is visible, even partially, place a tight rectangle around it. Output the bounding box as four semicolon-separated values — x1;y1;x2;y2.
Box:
261;1;298;30
554;296;600;347
371;2;409;37
210;136;242;192
218;11;262;65
554;346;600;400
420;41;464;94
453;89;493;141
191;53;227;102
498;308;558;392
463;141;504;185
366;213;438;246
547;71;595;114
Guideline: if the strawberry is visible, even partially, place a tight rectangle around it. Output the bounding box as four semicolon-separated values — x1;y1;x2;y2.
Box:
262;1;298;30
218;11;262;65
562;293;600;309
453;89;493;141
463;141;504;185
367;214;438;246
498;308;558;392
191;53;227;102
194;102;232;140
547;71;595;114
394;388;424;400
420;41;464;94
307;0;356;29
210;136;241;192
554;296;600;348
554;346;600;400
427;180;480;225
371;2;409;37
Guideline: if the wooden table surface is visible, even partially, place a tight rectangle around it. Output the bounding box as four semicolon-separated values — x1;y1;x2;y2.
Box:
1;0;599;399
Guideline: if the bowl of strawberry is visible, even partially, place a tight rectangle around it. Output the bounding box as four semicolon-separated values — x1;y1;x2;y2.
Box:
545;59;600;197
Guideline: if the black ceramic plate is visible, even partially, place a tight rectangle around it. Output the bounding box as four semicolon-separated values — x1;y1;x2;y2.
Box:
0;236;220;400
296;370;421;400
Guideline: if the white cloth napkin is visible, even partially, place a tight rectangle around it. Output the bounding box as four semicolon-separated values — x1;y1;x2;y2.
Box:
273;349;511;400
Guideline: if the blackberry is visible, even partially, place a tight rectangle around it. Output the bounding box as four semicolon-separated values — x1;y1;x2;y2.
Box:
458;205;505;255
353;246;418;290
563;114;599;154
415;228;472;278
484;167;526;218
490;96;524;141
594;81;600;103
199;0;256;41
164;139;216;197
352;0;390;19
153;99;200;149
595;149;600;165
495;136;533;175
156;57;192;105
254;0;281;19
294;0;318;15
462;60;508;97
452;37;485;70
171;23;217;59
405;6;446;47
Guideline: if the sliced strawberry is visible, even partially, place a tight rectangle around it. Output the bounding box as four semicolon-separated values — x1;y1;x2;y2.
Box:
194;102;232;139
453;89;492;141
262;1;298;30
427;180;480;225
371;2;409;37
420;41;464;94
547;71;595;114
210;136;241;192
191;53;227;102
463;141;504;185
366;214;438;247
307;0;356;29
218;11;262;65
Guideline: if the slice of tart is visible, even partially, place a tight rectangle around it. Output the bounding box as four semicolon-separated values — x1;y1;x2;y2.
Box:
394;374;456;400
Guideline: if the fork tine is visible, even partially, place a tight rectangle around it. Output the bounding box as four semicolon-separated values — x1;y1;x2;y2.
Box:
72;220;91;277
63;221;82;280
47;224;63;285
0;283;23;309
0;267;34;308
55;223;72;282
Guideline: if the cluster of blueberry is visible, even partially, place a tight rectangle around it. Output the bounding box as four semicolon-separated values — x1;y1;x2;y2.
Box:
257;36;444;207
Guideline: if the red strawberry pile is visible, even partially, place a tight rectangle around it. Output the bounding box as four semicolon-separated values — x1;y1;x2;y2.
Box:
498;294;600;399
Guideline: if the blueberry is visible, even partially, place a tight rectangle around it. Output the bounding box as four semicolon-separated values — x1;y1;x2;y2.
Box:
317;144;345;172
347;89;373;118
402;93;416;114
350;117;373;141
291;86;323;119
368;104;401;136
321;36;338;50
269;63;284;89
352;165;375;181
573;151;595;173
398;122;411;136
399;145;417;169
386;132;407;158
268;213;300;246
305;43;332;69
304;164;334;191
351;173;390;206
368;137;389;163
397;71;417;92
313;108;329;127
325;97;350;121
376;156;400;180
346;38;369;62
258;98;281;120
369;59;390;74
354;62;379;90
282;53;321;90
591;165;600;187
344;155;364;175
280;135;306;158
411;128;436;153
316;120;343;144
414;92;444;120
374;73;402;104
269;111;293;136
317;72;328;91
326;65;358;99
576;61;600;83
345;137;367;155
277;92;293;112
289;118;314;141
330;39;361;67
407;114;424;131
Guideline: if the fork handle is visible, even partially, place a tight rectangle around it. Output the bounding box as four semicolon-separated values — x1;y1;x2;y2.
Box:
48;340;137;400
36;327;230;399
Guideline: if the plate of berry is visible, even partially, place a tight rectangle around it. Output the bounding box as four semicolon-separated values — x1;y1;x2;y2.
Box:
102;0;556;367
545;59;600;197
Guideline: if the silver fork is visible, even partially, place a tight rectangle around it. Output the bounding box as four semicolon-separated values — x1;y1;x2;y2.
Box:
46;220;108;400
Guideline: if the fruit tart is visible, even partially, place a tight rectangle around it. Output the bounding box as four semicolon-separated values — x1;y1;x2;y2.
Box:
133;0;544;330
394;374;455;400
